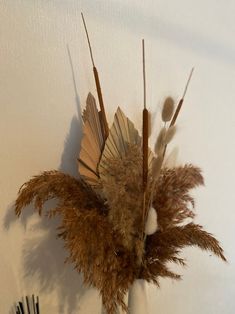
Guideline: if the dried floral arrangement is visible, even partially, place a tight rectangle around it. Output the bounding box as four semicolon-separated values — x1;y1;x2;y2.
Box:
15;14;226;314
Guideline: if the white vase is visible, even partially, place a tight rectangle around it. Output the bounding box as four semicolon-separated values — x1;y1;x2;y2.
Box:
128;279;149;314
101;280;149;314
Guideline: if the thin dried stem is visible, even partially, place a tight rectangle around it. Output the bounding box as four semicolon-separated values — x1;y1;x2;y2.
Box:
81;12;109;139
162;68;194;158
142;39;146;109
81;12;95;67
142;39;148;189
182;67;194;100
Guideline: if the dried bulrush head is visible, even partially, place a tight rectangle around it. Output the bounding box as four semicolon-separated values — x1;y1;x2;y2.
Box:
14;14;226;314
162;96;175;122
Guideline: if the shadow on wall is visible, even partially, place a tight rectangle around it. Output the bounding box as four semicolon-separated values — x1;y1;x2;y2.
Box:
3;47;101;314
80;0;235;65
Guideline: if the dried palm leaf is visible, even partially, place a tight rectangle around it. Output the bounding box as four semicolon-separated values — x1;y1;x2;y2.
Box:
99;107;153;181
99;107;141;178
78;93;104;186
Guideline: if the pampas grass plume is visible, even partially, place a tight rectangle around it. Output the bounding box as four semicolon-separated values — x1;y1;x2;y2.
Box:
152;155;164;178
162;97;174;122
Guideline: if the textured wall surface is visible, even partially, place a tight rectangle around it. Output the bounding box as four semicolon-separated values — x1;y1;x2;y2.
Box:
0;1;234;313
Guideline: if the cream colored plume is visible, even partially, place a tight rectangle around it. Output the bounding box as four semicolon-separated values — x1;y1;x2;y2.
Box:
164;146;179;168
145;207;158;235
78;93;105;186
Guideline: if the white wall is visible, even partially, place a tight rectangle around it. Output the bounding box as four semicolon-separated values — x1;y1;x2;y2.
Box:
0;1;234;313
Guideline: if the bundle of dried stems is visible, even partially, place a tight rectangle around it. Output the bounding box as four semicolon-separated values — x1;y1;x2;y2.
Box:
14;14;226;314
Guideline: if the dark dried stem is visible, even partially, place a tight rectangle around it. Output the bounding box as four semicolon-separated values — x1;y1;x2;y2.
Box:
142;39;149;240
170;67;194;127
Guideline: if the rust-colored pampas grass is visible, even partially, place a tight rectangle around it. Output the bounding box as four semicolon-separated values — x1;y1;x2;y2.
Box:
15;154;226;313
14;16;225;314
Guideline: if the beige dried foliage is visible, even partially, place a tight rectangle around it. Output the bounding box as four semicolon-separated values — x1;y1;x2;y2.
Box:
101;145;144;259
165;125;177;144
153;164;204;229
15;170;95;216
152;156;164;180
163;146;179;168
144;223;226;276
162;97;175;122
155;127;166;156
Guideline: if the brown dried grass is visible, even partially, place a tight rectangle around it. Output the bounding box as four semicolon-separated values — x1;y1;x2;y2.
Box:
15;156;226;313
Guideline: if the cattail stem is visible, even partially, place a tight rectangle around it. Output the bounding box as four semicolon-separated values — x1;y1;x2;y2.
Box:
81;12;109;140
170;67;194;128
142;39;146;110
142;39;148;190
169;98;183;127
163;68;194;157
142;39;149;240
93;66;109;139
81;12;95;67
142;109;149;189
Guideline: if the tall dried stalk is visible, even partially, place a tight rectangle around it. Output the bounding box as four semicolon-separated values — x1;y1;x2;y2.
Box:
142;39;150;240
163;67;194;157
81;13;109;140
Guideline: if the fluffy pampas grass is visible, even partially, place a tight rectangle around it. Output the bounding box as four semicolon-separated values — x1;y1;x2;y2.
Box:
15;151;226;313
